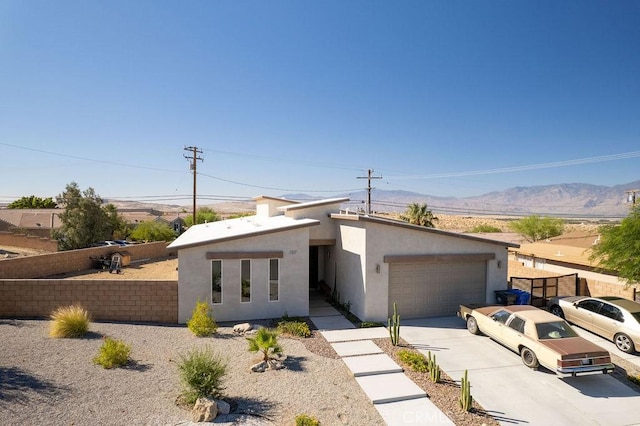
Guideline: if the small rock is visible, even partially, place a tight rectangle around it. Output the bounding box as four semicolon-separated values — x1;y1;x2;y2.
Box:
251;361;267;373
233;323;253;334
216;399;231;415
192;397;217;422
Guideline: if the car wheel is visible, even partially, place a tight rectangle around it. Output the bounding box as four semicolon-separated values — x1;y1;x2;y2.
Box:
614;333;636;354
520;347;539;369
466;316;480;335
549;305;564;319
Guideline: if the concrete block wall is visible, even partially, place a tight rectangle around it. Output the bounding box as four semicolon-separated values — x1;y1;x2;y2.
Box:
0;279;178;323
0;232;58;252
0;242;170;279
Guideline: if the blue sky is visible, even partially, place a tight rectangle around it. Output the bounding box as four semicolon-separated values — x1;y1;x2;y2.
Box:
1;1;639;206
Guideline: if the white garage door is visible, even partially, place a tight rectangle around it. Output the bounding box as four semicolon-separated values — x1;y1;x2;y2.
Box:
389;261;486;319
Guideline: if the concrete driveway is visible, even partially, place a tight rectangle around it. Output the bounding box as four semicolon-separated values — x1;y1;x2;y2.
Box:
401;316;640;426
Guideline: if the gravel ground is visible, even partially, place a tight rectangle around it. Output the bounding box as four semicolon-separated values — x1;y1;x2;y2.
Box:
0;319;384;426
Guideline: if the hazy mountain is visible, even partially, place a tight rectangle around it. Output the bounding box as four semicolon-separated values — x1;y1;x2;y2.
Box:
286;180;640;218
95;180;640;219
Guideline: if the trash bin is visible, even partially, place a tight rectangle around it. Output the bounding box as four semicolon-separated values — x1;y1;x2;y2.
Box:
495;290;517;305
510;289;531;305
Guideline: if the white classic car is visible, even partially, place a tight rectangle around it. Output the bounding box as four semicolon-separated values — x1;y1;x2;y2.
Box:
459;304;614;376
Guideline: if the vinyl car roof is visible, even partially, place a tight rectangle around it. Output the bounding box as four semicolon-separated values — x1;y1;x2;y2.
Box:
599;296;640;313
498;305;565;323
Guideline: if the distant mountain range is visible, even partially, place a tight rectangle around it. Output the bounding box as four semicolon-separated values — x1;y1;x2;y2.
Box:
284;180;640;219
78;180;640;219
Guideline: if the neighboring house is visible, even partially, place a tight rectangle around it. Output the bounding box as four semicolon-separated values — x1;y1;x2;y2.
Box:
167;196;519;323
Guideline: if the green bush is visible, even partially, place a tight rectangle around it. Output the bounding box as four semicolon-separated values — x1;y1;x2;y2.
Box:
93;337;131;369
295;414;320;426
187;300;217;337
359;321;384;328
177;346;227;406
397;349;429;373
469;224;502;233
49;304;90;338
277;320;311;338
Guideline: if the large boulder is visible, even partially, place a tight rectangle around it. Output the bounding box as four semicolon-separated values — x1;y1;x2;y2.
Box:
192;397;217;422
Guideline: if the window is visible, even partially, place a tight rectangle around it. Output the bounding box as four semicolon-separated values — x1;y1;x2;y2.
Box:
269;259;279;302
241;259;251;303
211;260;222;304
536;321;578;339
491;310;511;324
508;316;526;333
600;303;623;322
578;299;602;313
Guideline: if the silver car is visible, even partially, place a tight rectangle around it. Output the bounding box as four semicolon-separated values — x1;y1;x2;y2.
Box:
548;296;640;354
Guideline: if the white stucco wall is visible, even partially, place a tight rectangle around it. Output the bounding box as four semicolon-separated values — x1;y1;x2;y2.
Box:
332;218;511;321
285;204;339;241
177;228;310;323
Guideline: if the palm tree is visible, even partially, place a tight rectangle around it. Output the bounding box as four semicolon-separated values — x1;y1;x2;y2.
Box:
400;203;438;228
247;328;283;362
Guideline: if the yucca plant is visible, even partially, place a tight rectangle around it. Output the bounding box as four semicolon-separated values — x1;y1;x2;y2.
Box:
247;328;283;362
49;304;90;338
177;346;227;406
187;299;217;337
93;337;131;369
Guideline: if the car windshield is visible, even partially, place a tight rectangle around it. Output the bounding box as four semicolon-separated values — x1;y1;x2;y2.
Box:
536;321;578;340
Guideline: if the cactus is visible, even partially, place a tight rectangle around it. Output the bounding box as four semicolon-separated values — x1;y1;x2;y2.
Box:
460;369;473;412
429;353;441;383
388;302;400;346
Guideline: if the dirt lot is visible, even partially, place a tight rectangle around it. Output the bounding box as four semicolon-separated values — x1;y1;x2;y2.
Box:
58;256;179;280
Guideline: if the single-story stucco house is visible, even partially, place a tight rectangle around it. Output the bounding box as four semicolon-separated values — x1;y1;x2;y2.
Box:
167;196;520;324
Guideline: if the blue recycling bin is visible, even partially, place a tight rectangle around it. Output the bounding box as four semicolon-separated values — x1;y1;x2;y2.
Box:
511;289;531;305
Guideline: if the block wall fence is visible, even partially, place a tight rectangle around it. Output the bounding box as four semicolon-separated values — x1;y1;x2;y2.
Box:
0;232;58;252
0;241;170;279
0;279;177;323
0;241;178;323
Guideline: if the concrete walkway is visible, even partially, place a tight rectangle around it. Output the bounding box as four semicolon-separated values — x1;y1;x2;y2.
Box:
309;295;454;425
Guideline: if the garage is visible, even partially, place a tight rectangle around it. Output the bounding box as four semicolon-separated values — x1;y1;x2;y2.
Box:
388;260;487;319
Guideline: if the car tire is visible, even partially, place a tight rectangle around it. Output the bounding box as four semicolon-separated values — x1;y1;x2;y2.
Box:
614;333;636;354
520;347;539;369
466;316;480;335
549;305;564;319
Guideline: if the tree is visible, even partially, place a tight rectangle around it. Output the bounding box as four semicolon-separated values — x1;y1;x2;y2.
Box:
589;205;640;287
129;220;176;242
509;215;564;243
8;195;57;209
103;203;131;240
53;182;112;250
183;207;220;228
400;203;438;227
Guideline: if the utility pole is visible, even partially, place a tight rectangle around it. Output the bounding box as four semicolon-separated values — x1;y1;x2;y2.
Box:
357;169;382;215
184;146;203;226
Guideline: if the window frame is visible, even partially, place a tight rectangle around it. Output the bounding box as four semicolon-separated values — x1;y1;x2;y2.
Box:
211;260;223;305
240;259;251;303
268;258;280;302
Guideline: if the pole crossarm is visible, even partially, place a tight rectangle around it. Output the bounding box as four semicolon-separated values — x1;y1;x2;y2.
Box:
184;146;204;226
357;169;382;215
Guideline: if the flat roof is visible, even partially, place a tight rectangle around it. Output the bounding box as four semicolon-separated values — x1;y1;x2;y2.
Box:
279;197;350;211
167;215;319;250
